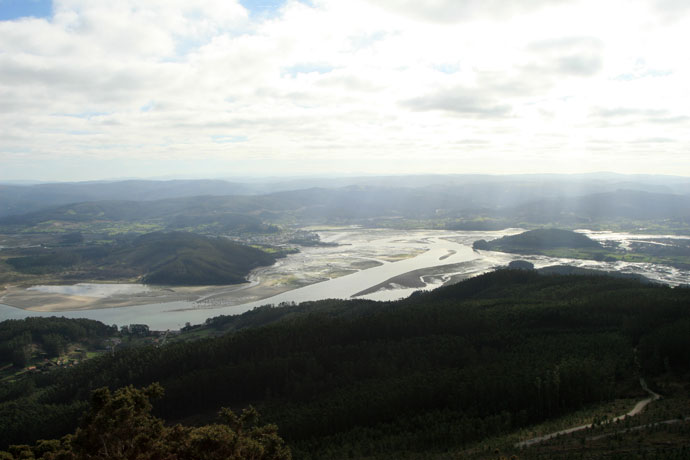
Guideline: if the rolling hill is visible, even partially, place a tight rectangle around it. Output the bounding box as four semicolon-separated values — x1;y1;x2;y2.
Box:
4;232;283;285
473;228;603;252
1;270;688;458
2;187;690;234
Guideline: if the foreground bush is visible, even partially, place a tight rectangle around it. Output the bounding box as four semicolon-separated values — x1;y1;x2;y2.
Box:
0;383;290;460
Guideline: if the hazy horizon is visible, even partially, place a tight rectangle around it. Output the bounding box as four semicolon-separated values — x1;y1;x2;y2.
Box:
3;171;690;186
1;0;689;181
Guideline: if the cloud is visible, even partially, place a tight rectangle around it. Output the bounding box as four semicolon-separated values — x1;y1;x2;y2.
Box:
650;0;690;22
402;87;512;118
590;108;690;126
365;0;572;23
648;116;690;124
525;36;604;77
553;55;602;76
1;0;689;180
630;137;674;143
590;107;668;118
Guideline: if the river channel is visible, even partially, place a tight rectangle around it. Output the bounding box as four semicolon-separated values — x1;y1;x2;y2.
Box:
1;228;689;330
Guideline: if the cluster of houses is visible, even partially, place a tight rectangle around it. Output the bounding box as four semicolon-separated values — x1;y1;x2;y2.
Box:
20;325;157;375
12;324;181;378
25;348;88;374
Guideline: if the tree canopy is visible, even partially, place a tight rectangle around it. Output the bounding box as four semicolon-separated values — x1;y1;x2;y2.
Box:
1;383;291;460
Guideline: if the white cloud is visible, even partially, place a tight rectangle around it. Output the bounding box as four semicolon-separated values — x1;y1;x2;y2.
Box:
0;0;689;180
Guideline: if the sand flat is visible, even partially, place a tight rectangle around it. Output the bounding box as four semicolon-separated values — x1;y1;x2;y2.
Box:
0;282;300;312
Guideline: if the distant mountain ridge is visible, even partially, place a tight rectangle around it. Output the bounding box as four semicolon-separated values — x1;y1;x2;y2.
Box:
2;187;688;232
0;180;255;217
0;197;277;234
507;189;690;222
2;174;689;219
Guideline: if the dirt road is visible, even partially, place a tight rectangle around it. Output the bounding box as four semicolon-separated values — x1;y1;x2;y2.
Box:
516;378;660;448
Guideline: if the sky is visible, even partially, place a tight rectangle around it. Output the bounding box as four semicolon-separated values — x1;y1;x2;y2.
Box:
0;0;689;181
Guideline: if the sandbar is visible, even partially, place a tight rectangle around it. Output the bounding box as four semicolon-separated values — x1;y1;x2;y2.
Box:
0;283;297;312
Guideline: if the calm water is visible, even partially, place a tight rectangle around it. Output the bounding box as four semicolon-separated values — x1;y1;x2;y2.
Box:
1;229;688;330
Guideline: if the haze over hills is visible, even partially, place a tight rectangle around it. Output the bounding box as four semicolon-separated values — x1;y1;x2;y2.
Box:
2;174;690;219
506;189;690;223
2;180;689;234
2;0;690;457
1;174;690;459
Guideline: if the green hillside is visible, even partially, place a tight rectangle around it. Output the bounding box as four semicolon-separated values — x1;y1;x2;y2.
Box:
0;197;278;235
3;187;689;234
473;228;690;269
473;228;602;252
0;384;290;460
1;270;688;458
3;232;283;285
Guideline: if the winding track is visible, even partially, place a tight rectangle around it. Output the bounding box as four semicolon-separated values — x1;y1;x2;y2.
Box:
515;378;661;448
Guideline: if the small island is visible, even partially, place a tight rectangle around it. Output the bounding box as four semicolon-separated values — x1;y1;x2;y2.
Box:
473;228;603;252
473;228;690;268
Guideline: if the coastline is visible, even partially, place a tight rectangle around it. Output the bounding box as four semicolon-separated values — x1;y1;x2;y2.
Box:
0;282;300;313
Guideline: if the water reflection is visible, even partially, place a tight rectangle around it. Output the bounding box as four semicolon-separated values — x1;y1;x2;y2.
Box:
1;228;688;330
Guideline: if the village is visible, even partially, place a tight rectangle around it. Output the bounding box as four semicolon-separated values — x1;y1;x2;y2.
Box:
0;323;178;383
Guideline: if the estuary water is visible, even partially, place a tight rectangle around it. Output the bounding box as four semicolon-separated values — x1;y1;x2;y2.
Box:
1;228;688;330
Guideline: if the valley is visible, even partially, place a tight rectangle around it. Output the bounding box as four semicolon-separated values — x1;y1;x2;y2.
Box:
2;270;689;458
2;227;690;330
1;175;690;459
3;1;690;456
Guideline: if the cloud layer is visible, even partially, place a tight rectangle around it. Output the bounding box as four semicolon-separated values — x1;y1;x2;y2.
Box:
1;0;689;180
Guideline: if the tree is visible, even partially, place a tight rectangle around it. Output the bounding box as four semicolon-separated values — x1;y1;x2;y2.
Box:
0;384;291;460
11;346;29;369
42;334;65;358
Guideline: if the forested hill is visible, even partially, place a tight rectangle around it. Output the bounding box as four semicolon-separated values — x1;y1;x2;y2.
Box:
0;197;275;234
3;187;690;233
473;228;602;252
3;175;689;220
0;179;255;217
1;270;689;458
508;189;690;222
131;232;282;285
0;317;117;368
4;231;282;285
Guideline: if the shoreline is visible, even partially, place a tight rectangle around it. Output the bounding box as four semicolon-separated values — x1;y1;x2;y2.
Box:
0;282;301;313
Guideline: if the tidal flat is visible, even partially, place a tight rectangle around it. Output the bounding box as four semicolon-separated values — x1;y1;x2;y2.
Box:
1;228;689;330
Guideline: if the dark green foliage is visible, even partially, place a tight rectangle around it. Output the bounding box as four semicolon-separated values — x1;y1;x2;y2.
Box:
0;317;115;365
1;271;689;457
132;232;277;285
473;228;602;251
10;346;29;369
0;317;115;345
59;233;83;245
7;251;81;274
474;229;690;270
0;384;291;460
41;334;66;358
508;260;535;270
0;198;272;234
5;231;280;285
638;319;690;375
